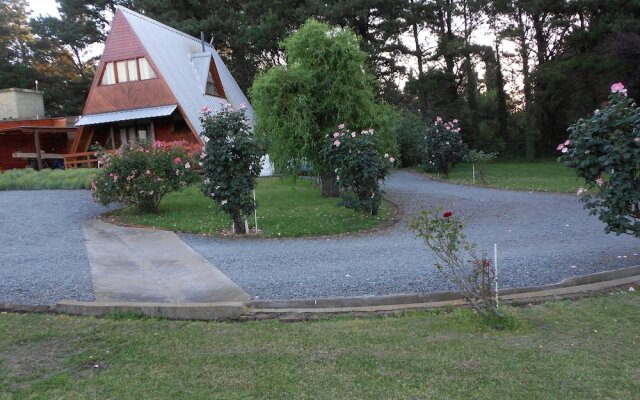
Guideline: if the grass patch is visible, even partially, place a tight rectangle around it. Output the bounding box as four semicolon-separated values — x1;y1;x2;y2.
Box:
425;161;585;193
112;177;391;237
0;293;638;398
0;168;95;190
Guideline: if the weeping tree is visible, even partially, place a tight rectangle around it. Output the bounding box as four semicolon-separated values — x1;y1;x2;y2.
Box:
251;19;378;197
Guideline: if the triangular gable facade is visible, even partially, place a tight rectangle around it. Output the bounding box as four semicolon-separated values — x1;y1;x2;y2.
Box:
71;6;253;154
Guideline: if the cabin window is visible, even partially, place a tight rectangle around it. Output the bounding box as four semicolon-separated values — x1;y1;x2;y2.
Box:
101;62;116;85
100;57;156;85
139;57;156;80
205;71;219;96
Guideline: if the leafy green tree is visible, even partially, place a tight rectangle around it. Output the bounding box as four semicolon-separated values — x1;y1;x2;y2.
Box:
0;0;37;89
252;19;381;196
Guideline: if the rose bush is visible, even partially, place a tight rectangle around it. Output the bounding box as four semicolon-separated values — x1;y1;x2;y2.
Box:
200;105;264;234
559;82;640;237
91;140;200;213
321;124;394;215
423;117;468;177
410;208;503;322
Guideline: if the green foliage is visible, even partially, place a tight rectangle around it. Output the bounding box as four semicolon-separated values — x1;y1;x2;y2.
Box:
560;84;640;237
91;141;199;213
410;208;503;322
467;149;498;184
200;106;264;234
0;168;95;190
321;125;395;215
251;19;379;185
423;117;469;176
393;111;427;167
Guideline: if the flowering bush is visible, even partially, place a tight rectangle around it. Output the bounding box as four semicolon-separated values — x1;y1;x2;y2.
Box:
423;117;468;177
321;124;394;215
467;149;498;184
200;105;264;234
559;82;640;237
91;141;199;213
409;208;503;321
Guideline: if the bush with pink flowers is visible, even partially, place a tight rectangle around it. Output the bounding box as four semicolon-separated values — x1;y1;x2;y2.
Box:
423;117;468;177
199;106;264;234
321;124;394;215
560;82;640;237
91;141;199;213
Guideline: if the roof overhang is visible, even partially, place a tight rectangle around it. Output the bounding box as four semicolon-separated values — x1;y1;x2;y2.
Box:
75;105;178;126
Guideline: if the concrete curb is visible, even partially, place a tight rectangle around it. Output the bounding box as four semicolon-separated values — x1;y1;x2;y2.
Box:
1;265;637;321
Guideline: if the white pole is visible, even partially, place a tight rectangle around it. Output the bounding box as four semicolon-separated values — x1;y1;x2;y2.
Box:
494;243;499;309
472;164;476;184
253;189;258;231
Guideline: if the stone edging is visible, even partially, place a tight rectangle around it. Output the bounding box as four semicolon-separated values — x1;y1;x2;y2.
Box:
1;265;637;322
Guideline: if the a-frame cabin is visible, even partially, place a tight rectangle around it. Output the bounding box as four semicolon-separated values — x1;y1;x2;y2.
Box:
68;6;254;164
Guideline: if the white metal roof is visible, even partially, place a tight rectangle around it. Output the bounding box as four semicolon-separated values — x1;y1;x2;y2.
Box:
75;105;177;126
117;7;254;134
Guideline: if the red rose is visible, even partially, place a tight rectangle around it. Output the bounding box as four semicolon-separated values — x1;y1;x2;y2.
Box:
443;211;453;218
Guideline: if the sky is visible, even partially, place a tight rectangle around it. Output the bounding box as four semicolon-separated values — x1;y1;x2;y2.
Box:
27;0;60;17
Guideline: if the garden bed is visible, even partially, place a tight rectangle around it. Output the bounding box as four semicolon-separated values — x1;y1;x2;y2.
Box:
108;177;393;238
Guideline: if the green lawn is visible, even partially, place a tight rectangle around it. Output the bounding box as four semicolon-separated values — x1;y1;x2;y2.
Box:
112;177;391;237
1;293;638;399
0;168;94;190
426;161;585;193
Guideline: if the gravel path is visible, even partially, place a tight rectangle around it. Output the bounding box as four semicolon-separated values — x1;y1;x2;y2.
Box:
1;172;638;305
182;170;640;300
0;190;109;305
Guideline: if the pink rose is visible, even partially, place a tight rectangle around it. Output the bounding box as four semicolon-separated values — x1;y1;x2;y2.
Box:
338;123;345;129
610;82;627;95
174;157;181;165
576;187;587;196
333;139;341;147
561;147;568;153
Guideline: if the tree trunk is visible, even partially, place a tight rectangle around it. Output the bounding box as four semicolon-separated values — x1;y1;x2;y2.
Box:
320;169;340;197
232;213;246;234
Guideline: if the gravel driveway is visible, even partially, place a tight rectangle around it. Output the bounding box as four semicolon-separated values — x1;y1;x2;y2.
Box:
182;170;640;300
0;190;107;305
1;171;638;305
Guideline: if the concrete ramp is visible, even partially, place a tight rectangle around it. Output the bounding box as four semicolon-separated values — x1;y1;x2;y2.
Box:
83;220;249;303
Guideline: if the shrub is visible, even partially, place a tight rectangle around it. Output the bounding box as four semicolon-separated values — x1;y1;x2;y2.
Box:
410;208;503;321
200;106;264;234
423;117;468;177
91;141;199;213
321;124;394;215
393;112;426;167
559;82;640;237
467;149;498;184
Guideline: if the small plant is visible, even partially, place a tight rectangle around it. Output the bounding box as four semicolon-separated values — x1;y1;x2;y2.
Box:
91;141;199;213
423;117;468;177
559;82;640;237
467;149;498;184
200;105;264;234
321;124;395;215
410;208;503;321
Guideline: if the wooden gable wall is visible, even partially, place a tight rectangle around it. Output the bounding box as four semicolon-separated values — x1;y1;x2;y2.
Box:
82;10;177;115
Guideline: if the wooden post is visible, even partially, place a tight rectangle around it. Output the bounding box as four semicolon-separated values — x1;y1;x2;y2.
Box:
34;129;43;170
109;125;115;149
149;120;156;142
